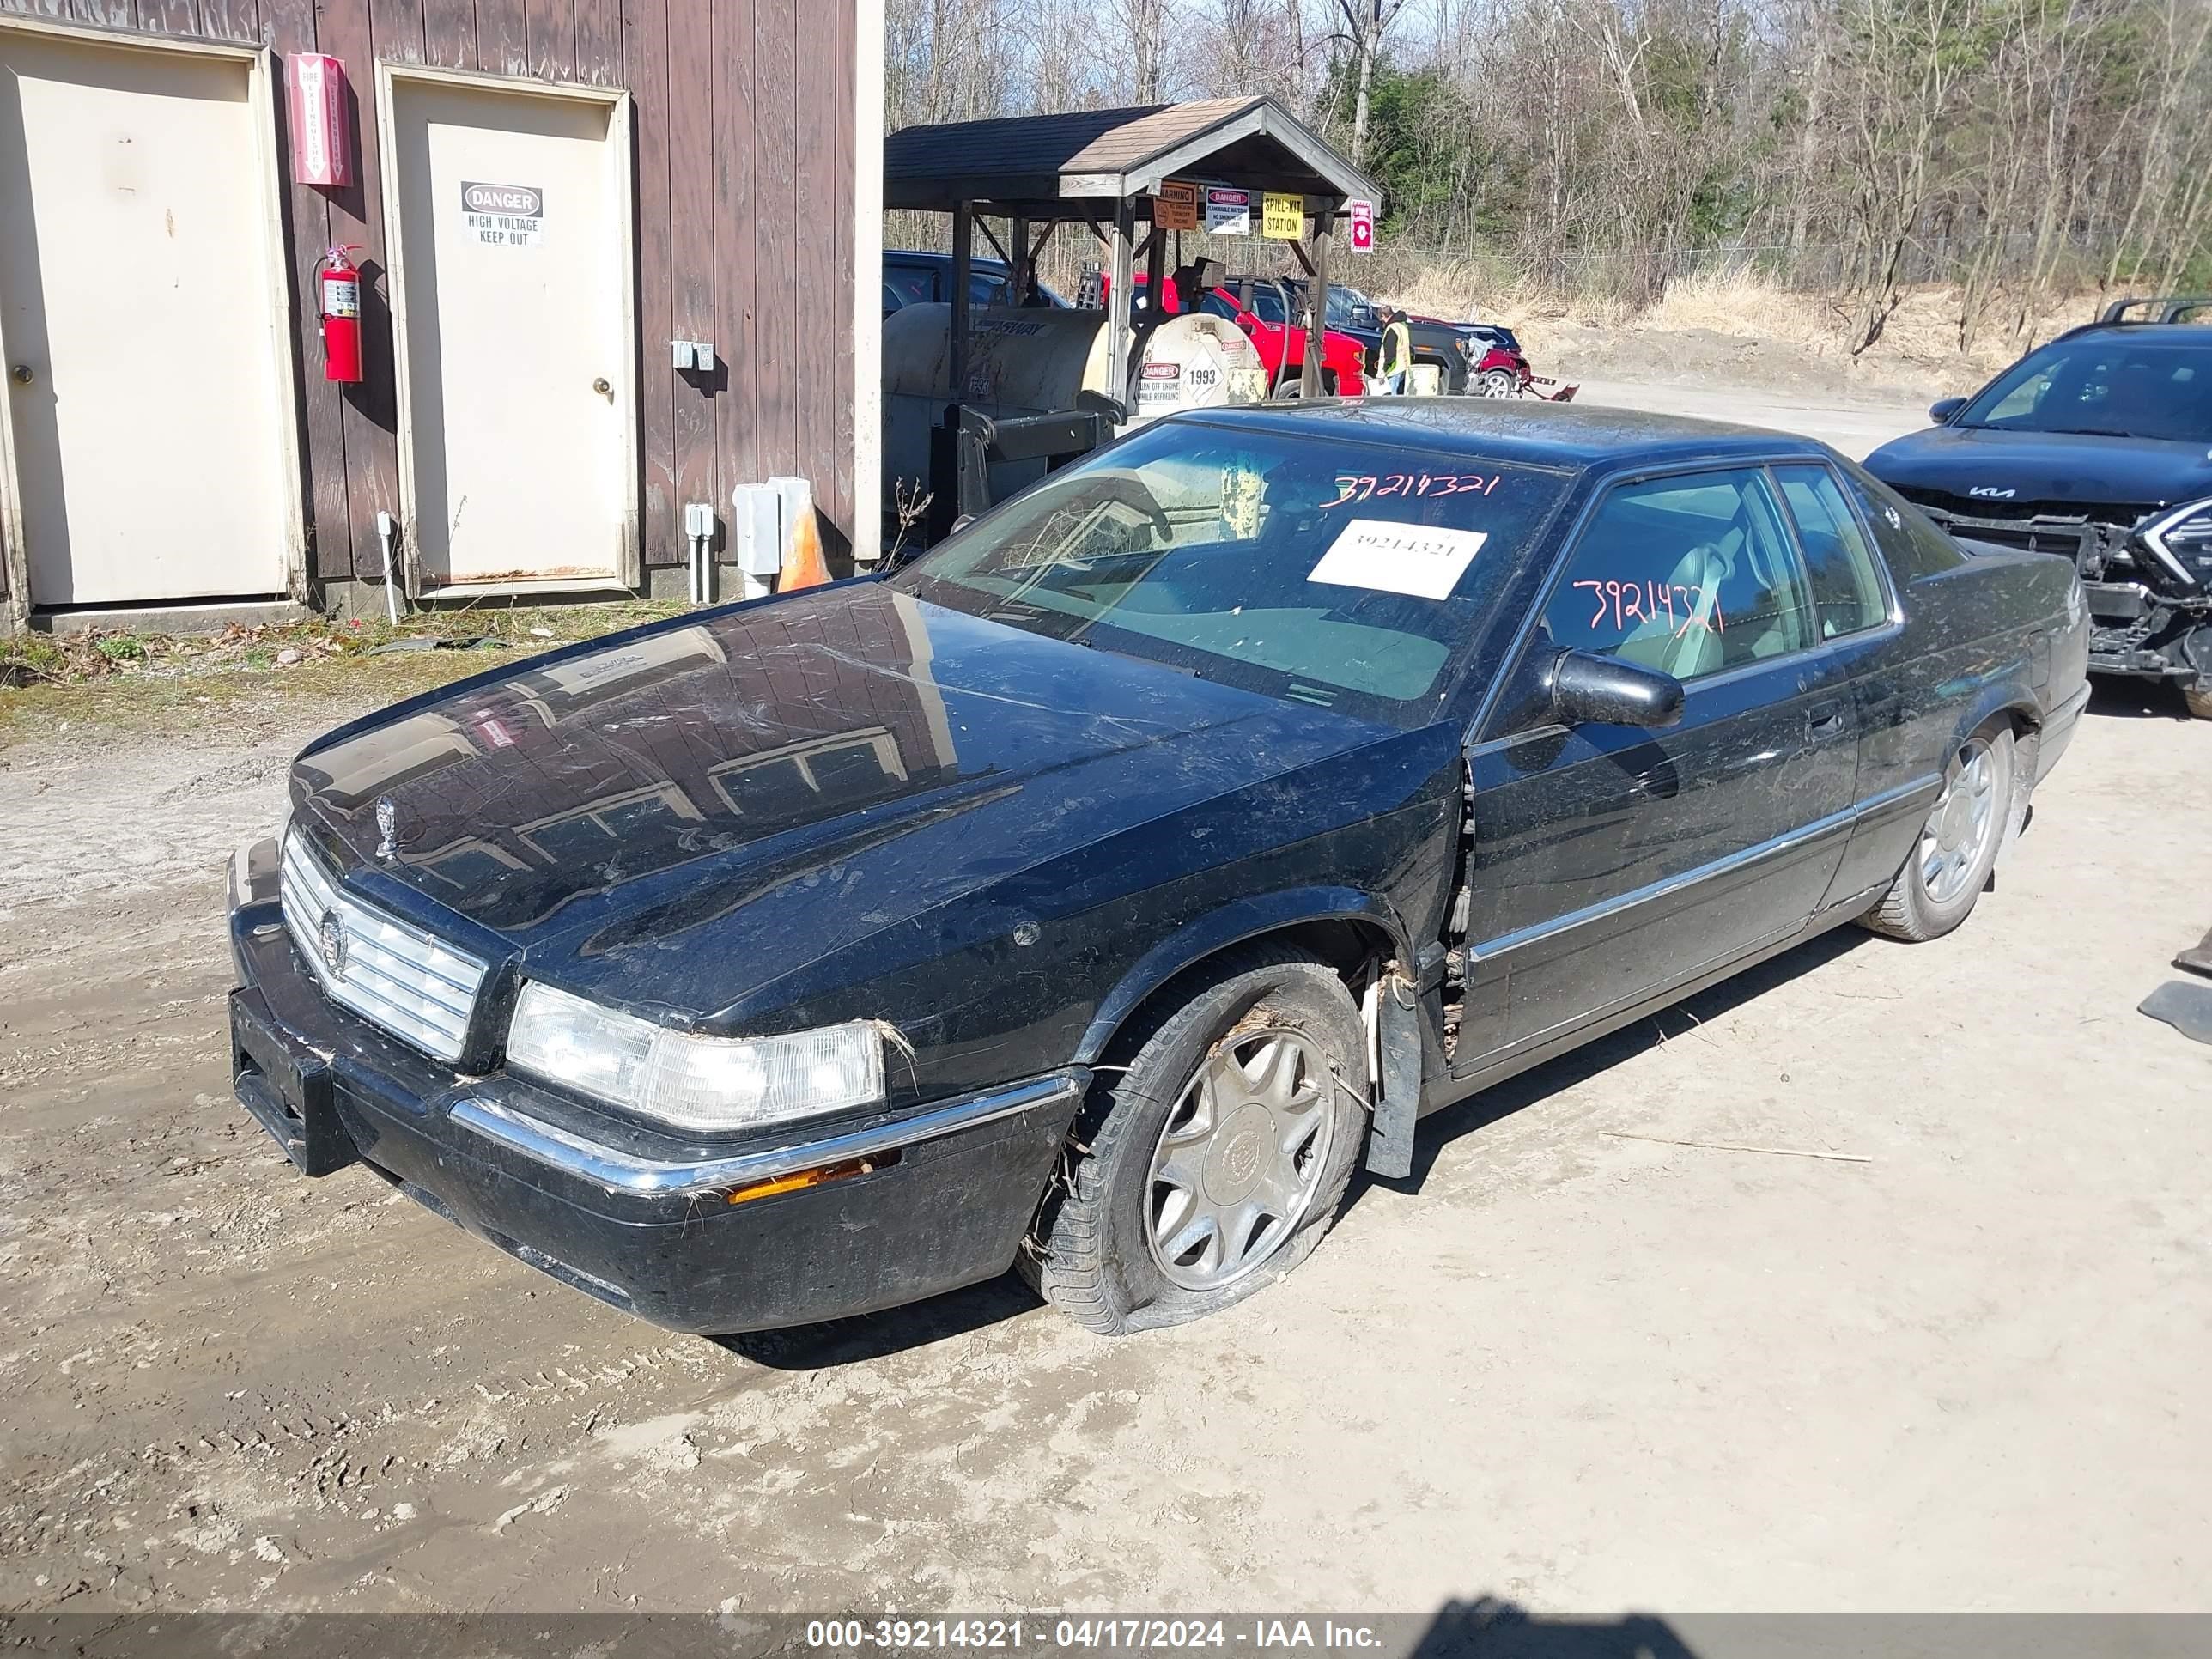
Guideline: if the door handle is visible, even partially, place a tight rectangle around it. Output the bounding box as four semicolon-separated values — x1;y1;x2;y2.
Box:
1807;702;1847;736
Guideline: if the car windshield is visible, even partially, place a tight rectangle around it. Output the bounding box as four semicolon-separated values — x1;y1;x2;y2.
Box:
891;422;1571;727
1957;337;2212;441
1233;284;1291;325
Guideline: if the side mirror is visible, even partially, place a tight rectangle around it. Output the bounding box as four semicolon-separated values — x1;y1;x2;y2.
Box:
1929;396;1966;424
1548;649;1684;728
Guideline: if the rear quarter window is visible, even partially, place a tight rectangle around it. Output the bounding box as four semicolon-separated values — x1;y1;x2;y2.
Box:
1841;465;1967;582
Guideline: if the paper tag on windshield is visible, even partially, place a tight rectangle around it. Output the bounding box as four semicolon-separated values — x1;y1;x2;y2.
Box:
1308;518;1488;601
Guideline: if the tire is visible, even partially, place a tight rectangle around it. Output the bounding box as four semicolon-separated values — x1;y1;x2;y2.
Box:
1858;724;2016;942
2185;683;2212;720
1022;945;1370;1335
1476;367;1517;398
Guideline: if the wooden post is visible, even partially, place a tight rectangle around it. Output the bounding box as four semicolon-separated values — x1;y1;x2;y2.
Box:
949;202;974;412
1302;212;1331;398
1104;197;1136;416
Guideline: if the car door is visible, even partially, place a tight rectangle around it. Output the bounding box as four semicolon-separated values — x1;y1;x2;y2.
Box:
1454;464;1863;1069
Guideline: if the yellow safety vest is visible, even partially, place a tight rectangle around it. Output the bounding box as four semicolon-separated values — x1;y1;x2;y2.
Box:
1381;319;1412;377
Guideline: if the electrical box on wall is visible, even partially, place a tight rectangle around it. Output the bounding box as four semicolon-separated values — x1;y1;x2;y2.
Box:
730;483;785;577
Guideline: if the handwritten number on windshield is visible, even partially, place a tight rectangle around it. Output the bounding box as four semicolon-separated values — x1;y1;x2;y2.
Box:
1324;472;1501;507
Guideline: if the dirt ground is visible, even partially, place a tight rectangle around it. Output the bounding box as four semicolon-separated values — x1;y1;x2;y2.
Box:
3;381;2210;1617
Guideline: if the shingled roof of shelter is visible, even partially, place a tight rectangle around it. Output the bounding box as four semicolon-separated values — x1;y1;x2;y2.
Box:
884;96;1380;217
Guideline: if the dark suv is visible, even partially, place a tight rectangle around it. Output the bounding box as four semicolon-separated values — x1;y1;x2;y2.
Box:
882;251;1069;318
1863;296;2212;716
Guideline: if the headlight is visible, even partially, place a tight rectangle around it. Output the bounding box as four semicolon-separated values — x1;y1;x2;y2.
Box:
505;981;885;1133
2139;496;2212;583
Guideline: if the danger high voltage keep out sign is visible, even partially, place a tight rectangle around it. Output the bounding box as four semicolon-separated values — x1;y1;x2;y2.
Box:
461;180;545;247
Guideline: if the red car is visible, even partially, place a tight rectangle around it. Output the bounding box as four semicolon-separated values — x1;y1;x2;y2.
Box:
1119;271;1369;398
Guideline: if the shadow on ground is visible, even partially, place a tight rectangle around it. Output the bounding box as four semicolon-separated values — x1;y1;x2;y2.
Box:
2087;678;2196;720
1369;923;1867;1194
721;921;1875;1368
1413;1601;1700;1659
713;1270;1041;1370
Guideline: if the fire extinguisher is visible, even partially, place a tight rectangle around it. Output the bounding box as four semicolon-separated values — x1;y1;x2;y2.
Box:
316;245;364;384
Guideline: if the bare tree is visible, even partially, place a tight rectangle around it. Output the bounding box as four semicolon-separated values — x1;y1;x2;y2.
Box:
1333;0;1410;167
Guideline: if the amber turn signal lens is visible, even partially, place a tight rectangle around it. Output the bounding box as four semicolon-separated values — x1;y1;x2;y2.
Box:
721;1153;890;1206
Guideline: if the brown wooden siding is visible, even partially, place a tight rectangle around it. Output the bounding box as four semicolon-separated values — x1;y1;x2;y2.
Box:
0;0;857;591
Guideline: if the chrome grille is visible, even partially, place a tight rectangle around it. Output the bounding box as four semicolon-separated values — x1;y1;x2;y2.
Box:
279;830;489;1064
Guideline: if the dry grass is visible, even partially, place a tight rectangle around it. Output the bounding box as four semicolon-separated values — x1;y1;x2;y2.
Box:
1365;258;2109;398
0;599;685;749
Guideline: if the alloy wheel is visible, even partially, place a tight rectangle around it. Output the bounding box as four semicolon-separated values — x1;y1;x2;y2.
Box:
1919;738;2001;905
1146;1028;1335;1292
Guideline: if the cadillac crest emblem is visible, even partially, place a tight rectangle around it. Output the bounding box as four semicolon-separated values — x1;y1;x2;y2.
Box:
318;909;348;979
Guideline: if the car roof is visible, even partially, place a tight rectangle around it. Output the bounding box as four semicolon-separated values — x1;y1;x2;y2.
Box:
884;249;1012;272
1172;398;1832;471
2048;321;2212;348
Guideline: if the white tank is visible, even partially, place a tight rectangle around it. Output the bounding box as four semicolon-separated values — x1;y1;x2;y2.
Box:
880;305;1266;519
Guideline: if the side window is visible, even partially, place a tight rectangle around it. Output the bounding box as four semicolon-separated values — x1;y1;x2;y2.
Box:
882;261;935;313
1838;465;1966;581
1536;468;1814;682
1775;465;1889;637
1198;292;1241;324
1986;368;2054;422
969;270;1013;308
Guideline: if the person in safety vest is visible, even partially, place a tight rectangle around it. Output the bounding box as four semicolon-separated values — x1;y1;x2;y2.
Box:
1378;307;1413;395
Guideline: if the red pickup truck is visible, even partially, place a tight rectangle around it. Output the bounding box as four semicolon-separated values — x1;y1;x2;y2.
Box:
1119;272;1369;398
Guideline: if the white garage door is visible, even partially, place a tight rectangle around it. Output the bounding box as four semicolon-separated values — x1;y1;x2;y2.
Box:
0;27;291;607
385;74;635;594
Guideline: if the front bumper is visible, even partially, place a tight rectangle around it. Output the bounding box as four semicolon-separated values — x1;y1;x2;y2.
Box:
227;843;1085;1334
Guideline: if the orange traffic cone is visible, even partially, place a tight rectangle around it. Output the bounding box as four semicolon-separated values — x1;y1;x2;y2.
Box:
779;491;832;592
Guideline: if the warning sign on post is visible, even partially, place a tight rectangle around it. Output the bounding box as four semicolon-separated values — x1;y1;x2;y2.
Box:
1348;199;1376;253
1205;187;1252;236
1261;191;1304;240
1154;179;1200;232
462;181;545;247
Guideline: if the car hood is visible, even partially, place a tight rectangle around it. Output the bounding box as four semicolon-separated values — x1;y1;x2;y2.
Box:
287;584;1401;1013
1865;424;2212;514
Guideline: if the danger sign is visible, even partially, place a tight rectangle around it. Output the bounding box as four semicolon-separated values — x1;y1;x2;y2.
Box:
461;180;545;247
1348;199;1376;254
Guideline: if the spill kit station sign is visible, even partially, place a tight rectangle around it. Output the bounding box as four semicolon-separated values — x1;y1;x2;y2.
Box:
1261;191;1304;240
462;181;545;247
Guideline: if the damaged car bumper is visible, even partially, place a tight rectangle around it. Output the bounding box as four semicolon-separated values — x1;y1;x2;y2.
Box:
1928;507;2211;680
226;839;1084;1334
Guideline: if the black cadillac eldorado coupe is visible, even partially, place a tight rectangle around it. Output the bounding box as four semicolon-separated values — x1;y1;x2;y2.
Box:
228;401;2090;1337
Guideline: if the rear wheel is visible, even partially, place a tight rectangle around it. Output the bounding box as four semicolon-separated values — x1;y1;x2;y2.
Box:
1475;367;1517;398
1022;947;1368;1334
2184;683;2212;720
1858;726;2015;941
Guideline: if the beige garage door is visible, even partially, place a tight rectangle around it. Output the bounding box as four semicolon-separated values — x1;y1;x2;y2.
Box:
386;76;634;593
0;29;292;607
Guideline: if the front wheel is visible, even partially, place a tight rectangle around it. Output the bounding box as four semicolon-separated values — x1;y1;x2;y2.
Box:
1858;726;2015;941
2184;683;2212;720
1022;947;1369;1334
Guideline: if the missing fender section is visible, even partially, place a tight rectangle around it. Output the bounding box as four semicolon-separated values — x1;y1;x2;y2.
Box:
1364;966;1423;1180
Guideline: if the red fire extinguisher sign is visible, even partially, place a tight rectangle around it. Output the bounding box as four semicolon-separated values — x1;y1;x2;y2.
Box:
317;246;364;384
